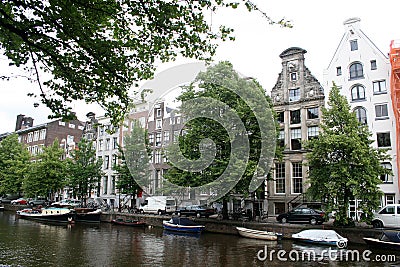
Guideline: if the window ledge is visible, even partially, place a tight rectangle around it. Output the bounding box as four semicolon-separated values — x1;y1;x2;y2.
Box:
351;99;366;103
349;76;364;81
375;117;389;121
373;91;387;95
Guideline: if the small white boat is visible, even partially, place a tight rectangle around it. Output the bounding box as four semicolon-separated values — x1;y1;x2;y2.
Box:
292;229;348;248
236;227;282;241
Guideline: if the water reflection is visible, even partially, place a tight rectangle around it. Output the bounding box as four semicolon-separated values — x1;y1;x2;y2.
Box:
1;211;400;266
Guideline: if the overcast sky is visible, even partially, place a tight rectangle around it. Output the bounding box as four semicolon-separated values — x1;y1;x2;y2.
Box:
0;0;398;133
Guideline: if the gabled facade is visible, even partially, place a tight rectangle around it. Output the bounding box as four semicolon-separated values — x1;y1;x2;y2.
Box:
324;18;398;214
269;47;325;215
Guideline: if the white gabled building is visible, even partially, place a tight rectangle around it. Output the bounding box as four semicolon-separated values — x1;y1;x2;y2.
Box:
323;18;398;216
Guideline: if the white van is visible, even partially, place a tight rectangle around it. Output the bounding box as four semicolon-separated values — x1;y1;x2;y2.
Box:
139;196;177;215
372;204;400;228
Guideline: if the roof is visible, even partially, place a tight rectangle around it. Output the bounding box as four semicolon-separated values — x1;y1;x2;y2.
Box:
279;47;307;58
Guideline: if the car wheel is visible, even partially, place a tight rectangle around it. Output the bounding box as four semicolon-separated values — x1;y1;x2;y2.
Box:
196;213;201;218
177;212;181;217
372;220;383;228
140;210;144;214
281;217;287;223
158;210;163;215
310;218;317;225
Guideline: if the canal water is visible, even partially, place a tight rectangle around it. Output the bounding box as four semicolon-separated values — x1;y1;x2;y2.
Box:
0;211;399;267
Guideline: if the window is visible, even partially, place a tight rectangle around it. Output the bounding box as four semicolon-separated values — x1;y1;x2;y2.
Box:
148;134;154;146
336;67;342;76
275;163;285;194
113;137;118;149
375;104;388;119
112;154;117;168
111;176;115;195
379;205;395;215
377;132;391;147
39;129;46;140
307;126;319;140
278;130;285;147
27;132;33;143
371;60;377;70
290;110;301;124
173;130;180;142
277;112;284;123
103;176;108;195
156;108;162;117
154;150;162;164
105;138;110;150
307;107;319;119
98;140;104;151
104;155;110;169
69;123;75;129
290;128;301;150
349;62;363;79
351;84;365;101
373;80;387;94
59;121;66;126
33;131;39;141
156;119;162;129
380;163;393;183
163;131;170;143
156;132;162;146
289;88;300;102
176;117;181;124
354;107;367;124
99;126;104;136
292;162;303;194
350;40;358;51
385;195;395;206
290;73;297;81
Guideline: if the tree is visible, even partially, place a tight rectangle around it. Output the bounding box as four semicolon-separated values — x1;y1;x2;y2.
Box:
163;61;276;210
118;120;149;202
305;85;390;226
23;139;67;199
0;1;290;126
0;134;30;196
67;138;103;203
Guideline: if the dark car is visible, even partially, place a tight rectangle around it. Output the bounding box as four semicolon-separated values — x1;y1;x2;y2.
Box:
276;207;326;225
176;205;215;218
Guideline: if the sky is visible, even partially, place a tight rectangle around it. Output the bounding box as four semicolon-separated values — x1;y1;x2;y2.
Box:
0;0;399;133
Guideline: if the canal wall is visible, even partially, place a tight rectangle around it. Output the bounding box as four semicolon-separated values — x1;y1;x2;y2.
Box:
101;212;383;245
1;204;382;245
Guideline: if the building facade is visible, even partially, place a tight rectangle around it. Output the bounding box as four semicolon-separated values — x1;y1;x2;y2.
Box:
324;18;398;216
269;47;325;215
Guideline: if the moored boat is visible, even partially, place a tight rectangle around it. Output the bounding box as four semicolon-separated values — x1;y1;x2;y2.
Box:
112;218;146;227
236;227;282;241
364;231;400;250
16;207;74;224
74;208;102;223
292;229;348;248
162;217;205;233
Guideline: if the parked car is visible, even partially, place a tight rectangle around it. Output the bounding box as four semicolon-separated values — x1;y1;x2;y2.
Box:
28;197;48;206
372;204;400;228
139;196;177;215
0;195;19;204
276;207;326;225
176;205;216;218
11;198;28;205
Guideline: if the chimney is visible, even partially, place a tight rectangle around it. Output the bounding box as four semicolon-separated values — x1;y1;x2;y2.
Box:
15;114;25;131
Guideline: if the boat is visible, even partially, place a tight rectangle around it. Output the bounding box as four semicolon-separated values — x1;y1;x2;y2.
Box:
162;217;205;233
292;229;348;248
363;231;400;250
16;207;75;224
74;208;102;223
0;206;4;211
236;227;282;241
112;218;146;227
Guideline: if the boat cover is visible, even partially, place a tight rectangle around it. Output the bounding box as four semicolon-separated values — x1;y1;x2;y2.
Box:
293;229;344;240
382;231;400;243
170;217;199;226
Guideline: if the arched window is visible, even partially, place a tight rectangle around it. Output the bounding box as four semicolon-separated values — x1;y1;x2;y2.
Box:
349;62;364;79
351;84;365;101
354;107;367;124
